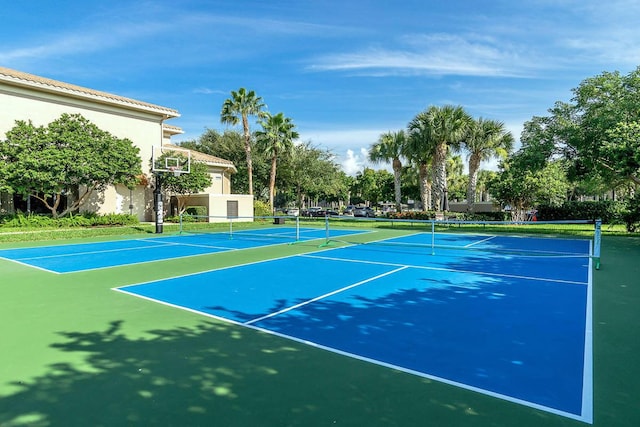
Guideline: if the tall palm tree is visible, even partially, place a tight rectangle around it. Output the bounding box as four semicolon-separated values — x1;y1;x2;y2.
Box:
464;118;514;212
407;112;437;210
255;112;299;211
369;130;407;212
220;88;267;196
428;105;473;211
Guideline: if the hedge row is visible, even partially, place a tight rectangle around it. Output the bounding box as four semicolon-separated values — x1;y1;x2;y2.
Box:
536;201;627;223
387;211;509;221
0;213;139;228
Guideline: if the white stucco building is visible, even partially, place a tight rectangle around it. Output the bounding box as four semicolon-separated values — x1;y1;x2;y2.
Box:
0;67;252;222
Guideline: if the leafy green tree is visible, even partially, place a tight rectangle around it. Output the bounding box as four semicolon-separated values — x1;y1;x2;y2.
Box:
369;130;407;211
0;113;141;217
282;142;342;208
527;67;640;188
463;118;513;211
255;112;299;212
489;156;570;221
352;168;393;207
180;129;269;195
220;88;267;196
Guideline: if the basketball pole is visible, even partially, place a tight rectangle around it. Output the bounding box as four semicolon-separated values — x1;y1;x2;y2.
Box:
154;173;163;234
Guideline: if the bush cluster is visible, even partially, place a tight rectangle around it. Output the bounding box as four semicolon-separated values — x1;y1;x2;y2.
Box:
621;195;640;232
254;200;272;217
0;213;139;228
536;200;640;232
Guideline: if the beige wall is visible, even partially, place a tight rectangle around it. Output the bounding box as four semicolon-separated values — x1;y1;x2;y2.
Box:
170;194;253;223
0;82;167;221
208;194;254;222
203;171;234;194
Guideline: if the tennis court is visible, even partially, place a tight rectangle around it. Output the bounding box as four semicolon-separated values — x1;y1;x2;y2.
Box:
0;226;363;273
115;230;593;423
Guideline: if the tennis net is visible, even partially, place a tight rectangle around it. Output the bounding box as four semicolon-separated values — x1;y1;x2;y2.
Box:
319;216;602;266
177;214;304;242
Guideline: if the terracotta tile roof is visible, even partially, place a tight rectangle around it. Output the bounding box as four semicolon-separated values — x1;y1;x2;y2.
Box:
163;143;236;173
0;66;179;118
162;124;184;134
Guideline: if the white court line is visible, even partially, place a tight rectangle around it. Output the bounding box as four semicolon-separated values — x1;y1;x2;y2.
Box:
138;238;239;251
244;266;409;325
300;253;589;286
0;256;62;274
15;242;176;261
465;235;496;247
580;242;594;423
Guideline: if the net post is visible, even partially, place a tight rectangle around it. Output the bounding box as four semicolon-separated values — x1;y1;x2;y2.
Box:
228;217;233;240
296;216;300;241
179;213;183;234
431;220;435;255
325;215;330;244
594;219;602;270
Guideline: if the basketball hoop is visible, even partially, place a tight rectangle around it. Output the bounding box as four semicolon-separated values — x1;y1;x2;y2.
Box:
168;166;181;177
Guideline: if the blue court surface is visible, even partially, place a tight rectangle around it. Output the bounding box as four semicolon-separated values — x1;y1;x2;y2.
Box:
0;227;359;273
116;232;593;423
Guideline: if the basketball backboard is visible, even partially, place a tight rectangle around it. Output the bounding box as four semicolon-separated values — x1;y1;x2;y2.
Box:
151;146;191;175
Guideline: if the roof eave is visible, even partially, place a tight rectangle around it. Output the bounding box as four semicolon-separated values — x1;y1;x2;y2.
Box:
0;68;180;118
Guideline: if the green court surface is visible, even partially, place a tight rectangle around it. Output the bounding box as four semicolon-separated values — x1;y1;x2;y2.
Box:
0;229;638;427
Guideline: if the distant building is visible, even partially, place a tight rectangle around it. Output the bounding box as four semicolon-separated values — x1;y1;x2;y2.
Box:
0;67;252;222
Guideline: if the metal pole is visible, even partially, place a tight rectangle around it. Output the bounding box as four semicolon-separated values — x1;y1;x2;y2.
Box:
431;220;435;255
594;219;602;270
154;173;163;234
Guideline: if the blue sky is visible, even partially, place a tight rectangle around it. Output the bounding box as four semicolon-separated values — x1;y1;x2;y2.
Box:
2;0;639;174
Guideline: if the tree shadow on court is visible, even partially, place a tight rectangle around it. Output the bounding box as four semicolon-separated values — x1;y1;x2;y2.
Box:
0;292;577;427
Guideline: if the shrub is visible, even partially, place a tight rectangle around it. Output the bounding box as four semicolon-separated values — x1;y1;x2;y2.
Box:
0;213;139;228
386;211;509;222
184;206;207;217
254;200;272;217
622;195;640;232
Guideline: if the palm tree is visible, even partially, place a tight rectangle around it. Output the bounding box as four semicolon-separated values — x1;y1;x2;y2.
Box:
255;112;299;211
407;112;437;210
464;118;514;212
369;130;407;212
428;105;473;211
220;88;267;196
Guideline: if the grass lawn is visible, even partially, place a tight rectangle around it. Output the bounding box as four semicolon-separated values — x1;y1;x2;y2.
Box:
0;224;638;426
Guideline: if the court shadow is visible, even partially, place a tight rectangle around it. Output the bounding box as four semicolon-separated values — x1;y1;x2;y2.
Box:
0;317;557;427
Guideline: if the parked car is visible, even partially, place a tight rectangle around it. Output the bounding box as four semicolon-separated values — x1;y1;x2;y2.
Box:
305;207;326;217
286;208;299;216
325;208;340;216
353;206;375;218
343;205;355;216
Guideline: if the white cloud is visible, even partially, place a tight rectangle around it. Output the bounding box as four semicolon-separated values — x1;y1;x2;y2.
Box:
192;87;228;95
341;148;371;176
307;33;543;78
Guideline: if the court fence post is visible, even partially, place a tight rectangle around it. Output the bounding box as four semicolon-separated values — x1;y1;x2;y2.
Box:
594;219;602;270
431;220;435;255
325;215;330;245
